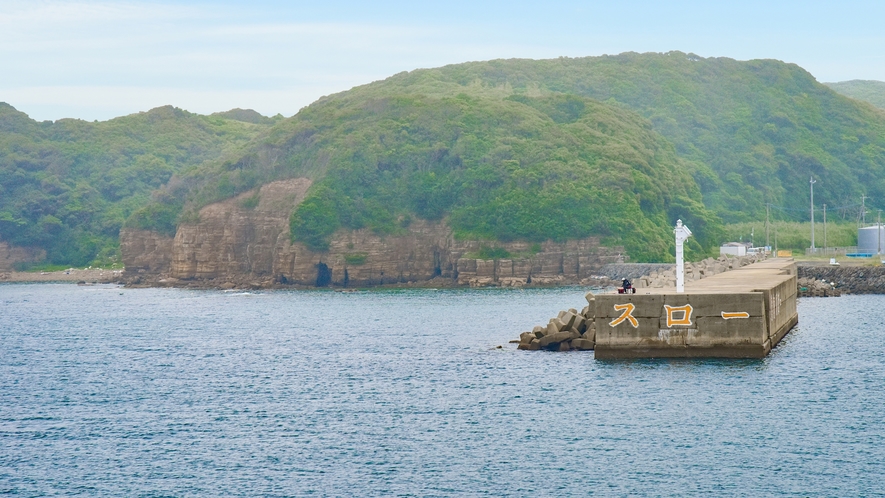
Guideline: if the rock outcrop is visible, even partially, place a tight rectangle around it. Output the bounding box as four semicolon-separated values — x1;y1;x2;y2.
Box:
120;177;626;288
0;241;45;271
171;178;313;281
119;230;174;276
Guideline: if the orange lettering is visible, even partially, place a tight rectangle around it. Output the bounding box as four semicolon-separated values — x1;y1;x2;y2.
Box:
664;304;693;327
610;303;639;328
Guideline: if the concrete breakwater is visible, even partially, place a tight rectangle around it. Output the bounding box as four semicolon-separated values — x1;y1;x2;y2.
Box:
631;253;769;289
515;258;798;359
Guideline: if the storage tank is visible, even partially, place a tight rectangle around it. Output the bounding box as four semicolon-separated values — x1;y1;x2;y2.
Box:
857;225;885;254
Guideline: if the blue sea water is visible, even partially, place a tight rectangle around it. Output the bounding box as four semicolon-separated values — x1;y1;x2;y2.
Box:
1;283;884;496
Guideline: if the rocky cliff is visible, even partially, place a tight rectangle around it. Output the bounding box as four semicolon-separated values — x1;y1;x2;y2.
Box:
121;177;626;288
0;241;45;271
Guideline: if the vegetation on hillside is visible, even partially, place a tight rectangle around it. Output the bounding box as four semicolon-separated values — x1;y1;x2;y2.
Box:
0;104;271;266
7;53;885;266
143;92;721;262
135;53;885;262
351;53;885;223
826;80;885;110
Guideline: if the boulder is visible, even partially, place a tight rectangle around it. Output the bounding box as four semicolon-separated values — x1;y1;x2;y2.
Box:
538;331;573;347
572;338;595;350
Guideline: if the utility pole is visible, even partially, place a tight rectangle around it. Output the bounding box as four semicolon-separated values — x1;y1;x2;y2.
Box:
766;203;770;249
823;204;827;254
810;177;816;251
861;195;868;226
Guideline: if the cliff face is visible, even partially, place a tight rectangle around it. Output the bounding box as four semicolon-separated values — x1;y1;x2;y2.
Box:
0;242;45;271
171;178;313;280
121;177;625;288
119;229;174;275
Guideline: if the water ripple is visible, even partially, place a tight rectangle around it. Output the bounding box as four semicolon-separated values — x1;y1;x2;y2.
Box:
1;284;884;495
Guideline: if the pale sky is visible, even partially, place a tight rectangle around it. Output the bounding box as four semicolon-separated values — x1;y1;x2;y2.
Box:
2;0;884;122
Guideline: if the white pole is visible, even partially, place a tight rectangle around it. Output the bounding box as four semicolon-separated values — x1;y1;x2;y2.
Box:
674;219;693;293
810;176;816;251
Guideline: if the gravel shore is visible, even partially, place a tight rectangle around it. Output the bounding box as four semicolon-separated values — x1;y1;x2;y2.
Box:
0;268;123;283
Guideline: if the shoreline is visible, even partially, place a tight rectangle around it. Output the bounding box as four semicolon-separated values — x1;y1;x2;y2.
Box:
5;261;885;295
0;268;123;284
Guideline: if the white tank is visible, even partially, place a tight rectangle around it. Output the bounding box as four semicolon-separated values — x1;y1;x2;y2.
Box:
857;225;885;254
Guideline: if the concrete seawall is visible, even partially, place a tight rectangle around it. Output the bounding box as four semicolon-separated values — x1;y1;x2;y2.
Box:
594;258;798;359
797;264;885;295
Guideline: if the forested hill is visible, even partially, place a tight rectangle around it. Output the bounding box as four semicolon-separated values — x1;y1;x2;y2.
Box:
0;104;273;266
826;80;885;110
355;53;885;223
7;52;885;266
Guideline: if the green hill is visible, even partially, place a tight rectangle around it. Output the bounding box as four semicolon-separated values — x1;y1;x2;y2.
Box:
826;80;885;110
0;104;272;266
137;53;885;262
132;90;722;263
8;52;885;266
354;53;885;223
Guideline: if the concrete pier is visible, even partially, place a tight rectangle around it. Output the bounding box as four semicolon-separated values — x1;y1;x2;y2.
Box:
594;258;797;359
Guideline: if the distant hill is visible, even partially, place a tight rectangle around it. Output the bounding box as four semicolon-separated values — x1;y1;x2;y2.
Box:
210;108;282;125
353;53;885;223
136;52;885;262
0;104;272;266
8;53;885;266
826;80;885;110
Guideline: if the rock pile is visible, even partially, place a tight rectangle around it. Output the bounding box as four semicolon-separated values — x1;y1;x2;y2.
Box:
515;292;597;351
634;253;769;288
797;265;885;295
797;277;841;297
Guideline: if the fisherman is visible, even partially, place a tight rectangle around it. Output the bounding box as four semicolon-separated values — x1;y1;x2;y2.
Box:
622;278;633;293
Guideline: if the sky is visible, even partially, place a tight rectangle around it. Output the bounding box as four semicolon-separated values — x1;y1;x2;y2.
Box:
2;0;884;122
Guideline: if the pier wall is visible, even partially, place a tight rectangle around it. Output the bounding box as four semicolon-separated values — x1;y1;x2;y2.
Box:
594;259;798;359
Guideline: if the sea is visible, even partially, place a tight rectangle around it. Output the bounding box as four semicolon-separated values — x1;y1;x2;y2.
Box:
1;283;884;496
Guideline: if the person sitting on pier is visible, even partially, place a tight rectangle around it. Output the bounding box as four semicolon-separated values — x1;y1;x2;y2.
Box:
620;278;634;294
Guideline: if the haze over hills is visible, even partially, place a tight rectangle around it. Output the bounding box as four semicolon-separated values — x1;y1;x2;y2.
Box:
826;80;885;110
4;52;885;267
